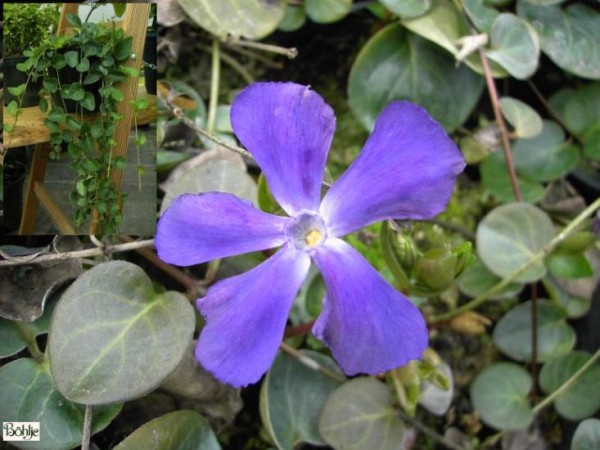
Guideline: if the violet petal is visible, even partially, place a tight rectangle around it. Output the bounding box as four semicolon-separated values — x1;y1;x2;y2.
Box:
231;82;335;216
312;238;428;375
196;247;311;387
156;192;289;266
320;101;465;237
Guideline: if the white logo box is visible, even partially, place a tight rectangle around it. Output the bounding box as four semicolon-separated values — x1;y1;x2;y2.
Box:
2;422;41;442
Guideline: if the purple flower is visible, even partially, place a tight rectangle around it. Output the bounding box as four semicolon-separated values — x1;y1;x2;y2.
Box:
156;82;465;387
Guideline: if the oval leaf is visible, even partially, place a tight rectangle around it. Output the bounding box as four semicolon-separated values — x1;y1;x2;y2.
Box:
549;83;600;136
512;120;579;181
493;300;575;363
319;377;405;450
178;0;286;39
305;0;351;24
113;410;221;450
486;13;540;80
499;96;543;138
48;261;195;404
458;258;524;301
539;352;600;421
0;358;121;450
470;362;533;430
477;203;555;282
380;0;431;18
572;419;600;450
517;1;600;79
348;23;483;133
260;350;343;449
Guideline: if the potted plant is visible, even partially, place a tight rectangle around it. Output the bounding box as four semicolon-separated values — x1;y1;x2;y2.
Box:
6;12;141;234
4;3;59;107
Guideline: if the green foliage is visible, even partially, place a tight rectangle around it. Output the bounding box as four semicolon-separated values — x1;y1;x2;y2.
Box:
3;3;59;57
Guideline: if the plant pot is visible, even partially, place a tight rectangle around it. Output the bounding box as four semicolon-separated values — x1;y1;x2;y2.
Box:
4;55;42;108
2;155;27;233
51;47;102;113
143;32;157;95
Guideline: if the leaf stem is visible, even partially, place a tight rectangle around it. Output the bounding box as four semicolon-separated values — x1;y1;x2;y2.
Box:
532;347;600;415
429;197;600;323
81;404;92;450
223;35;297;59
206;38;220;134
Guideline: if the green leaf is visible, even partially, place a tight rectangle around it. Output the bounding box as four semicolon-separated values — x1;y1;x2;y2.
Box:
485;13;540;80
476;203;555;282
47;106;66;123
278;5;306;32
114;156;127;170
542;276;591;319
583;124;600;160
7;100;19;116
80;92;96;111
48;261;195;404
113;411;221;450
43;77;58;94
119;65;139;77
66;13;82;27
76;57;90;72
546;253;594;280
512;120;579;181
7;83;26;97
64;50;79;68
113;36;134;61
499;97;543;138
480;151;545;203
463;0;499;33
66;115;82;132
319;377;405;450
470;362;533;430
348;23;483;133
517;1;600;79
178;0;286;39
75;179;87;197
111;88;124;102
572;419;600;450
0;358;121;449
84;71;102;85
493;300;575;362
0;320;26;358
458;258;524;300
260;351;342;449
549;83;600;136
380;0;431;18
305;0;351;24
539;352;600;421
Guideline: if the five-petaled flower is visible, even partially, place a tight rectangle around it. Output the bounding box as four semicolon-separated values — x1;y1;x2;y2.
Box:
156;82;465;387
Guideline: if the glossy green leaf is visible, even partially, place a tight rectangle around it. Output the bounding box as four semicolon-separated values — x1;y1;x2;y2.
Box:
7;83;26;97
463;0;499;33
278;5;306;32
549;83;600;136
517;1;600;79
379;0;431;18
76;57;90;72
260;351;342;449
113;410;221;450
0;358;121;450
542;276;591;319
7;100;19;116
458;258;523;300
84;71;102;85
477;203;555;282
348;23;483;133
48;261;195;404
583;124;600;160
111;88;124;102
499;96;542;138
470;362;533;430
486;13;540;79
114;36;133;61
480;152;545;203
512;120;579;181
80;92;96;111
305;0;351;23
0;320;25;358
401;0;507;77
572;419;600;450
64;50;78;68
319;377;404;450
178;0;286;39
539;352;600;421
493;300;575;362
43;77;58;94
546;253;594;280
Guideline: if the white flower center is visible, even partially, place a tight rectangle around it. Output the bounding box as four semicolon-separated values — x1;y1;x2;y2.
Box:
285;212;327;251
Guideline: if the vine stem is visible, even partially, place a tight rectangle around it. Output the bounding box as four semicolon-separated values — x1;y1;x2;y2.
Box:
532;347;600;415
429;197;600;323
222;35;298;59
206;38;221;134
0;239;155;267
81;405;92;450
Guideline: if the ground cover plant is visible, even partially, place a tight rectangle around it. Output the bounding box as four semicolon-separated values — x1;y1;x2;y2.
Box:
0;0;599;449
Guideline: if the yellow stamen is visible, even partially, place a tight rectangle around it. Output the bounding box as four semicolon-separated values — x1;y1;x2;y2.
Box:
305;229;323;247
